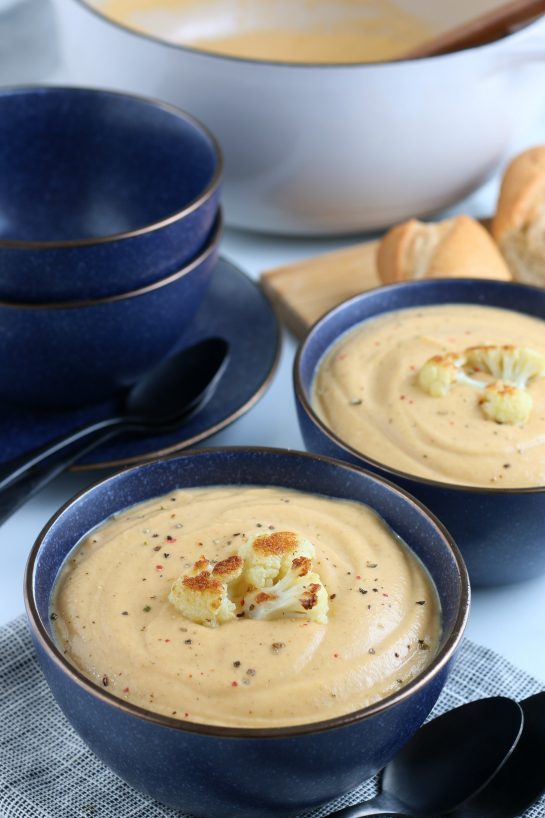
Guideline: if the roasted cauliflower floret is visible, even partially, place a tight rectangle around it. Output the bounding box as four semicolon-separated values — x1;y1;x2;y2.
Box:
170;533;330;627
168;554;243;628
465;345;545;389
479;382;533;425
238;530;315;589
417;352;462;397
245;556;329;624
417;352;482;397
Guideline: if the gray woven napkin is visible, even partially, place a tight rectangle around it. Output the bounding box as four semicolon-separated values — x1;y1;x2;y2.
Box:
0;615;543;818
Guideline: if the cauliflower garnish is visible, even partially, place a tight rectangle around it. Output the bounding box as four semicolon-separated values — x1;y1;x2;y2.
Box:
465;345;545;389
245;556;329;625
237;530;315;590
417;352;482;397
168;554;243;628
479;382;533;425
169;532;330;628
417;344;545;425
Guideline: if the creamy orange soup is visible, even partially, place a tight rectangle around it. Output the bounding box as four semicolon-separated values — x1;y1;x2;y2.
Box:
313;304;545;488
95;0;434;63
52;485;441;728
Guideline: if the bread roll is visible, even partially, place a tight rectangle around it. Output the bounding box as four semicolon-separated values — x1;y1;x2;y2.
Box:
377;214;511;285
492;146;545;286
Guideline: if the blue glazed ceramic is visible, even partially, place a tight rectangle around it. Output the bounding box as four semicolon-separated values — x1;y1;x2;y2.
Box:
0;257;280;467
0;87;221;302
295;278;545;588
25;447;469;818
0;214;220;409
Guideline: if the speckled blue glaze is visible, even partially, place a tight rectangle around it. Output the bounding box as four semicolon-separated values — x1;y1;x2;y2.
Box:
295;278;545;588
25;448;469;818
0;257;280;466
0;215;220;409
0;87;221;302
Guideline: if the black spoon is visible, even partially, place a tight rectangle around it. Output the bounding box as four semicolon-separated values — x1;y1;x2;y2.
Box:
0;337;229;524
327;697;524;818
450;691;545;818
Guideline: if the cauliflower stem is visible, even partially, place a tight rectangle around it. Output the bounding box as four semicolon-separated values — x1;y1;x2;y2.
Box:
245;555;329;624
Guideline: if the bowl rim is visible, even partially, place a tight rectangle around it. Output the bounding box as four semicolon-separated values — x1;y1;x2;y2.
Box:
69;0;544;69
294;277;545;496
0;210;222;310
0;85;223;250
25;445;470;739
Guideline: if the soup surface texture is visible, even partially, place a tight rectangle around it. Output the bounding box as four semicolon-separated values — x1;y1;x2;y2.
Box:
312;304;545;488
96;0;434;63
52;485;441;728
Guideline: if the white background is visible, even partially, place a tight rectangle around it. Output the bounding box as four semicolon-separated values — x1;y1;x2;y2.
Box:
1;0;544;686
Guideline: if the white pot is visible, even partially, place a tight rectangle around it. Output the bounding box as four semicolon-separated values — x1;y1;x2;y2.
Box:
52;0;545;235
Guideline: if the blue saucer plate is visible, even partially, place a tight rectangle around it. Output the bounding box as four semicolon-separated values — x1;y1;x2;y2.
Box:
0;258;280;469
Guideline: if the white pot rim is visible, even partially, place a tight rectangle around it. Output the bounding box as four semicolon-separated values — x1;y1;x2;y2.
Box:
69;0;545;70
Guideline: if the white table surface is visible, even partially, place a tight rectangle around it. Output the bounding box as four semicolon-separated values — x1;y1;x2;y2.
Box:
1;0;544;687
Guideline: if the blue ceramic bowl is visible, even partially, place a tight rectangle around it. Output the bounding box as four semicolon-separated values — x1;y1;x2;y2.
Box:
0;213;220;409
295;278;545;588
25;447;469;818
0;86;221;303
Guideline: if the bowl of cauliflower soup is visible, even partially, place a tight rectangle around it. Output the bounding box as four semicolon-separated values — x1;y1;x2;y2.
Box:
295;278;545;586
25;447;468;818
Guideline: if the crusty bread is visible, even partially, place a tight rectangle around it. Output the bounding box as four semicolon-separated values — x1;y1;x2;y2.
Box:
377;214;511;285
492;146;545;286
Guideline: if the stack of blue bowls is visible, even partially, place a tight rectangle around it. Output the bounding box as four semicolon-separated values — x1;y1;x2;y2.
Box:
0;86;222;409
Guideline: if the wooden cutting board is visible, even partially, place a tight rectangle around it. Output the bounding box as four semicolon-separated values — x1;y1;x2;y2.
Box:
261;237;381;339
260;219;494;339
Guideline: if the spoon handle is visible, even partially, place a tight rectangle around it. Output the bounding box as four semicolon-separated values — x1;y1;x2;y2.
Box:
0;418;124;492
325;795;409;817
402;0;545;59
0;420;125;525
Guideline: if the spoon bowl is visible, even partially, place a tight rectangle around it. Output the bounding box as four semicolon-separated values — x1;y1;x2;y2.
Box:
125;337;229;426
328;696;524;818
450;691;545;818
